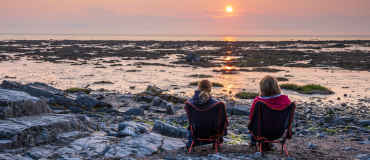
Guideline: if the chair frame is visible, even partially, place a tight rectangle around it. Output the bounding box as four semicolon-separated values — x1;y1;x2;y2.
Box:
185;101;228;154
248;101;295;156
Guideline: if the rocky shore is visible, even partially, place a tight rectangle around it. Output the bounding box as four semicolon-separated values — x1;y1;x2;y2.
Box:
0;80;369;160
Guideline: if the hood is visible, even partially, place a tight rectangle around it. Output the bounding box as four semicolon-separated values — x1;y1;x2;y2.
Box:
256;95;291;109
191;90;212;106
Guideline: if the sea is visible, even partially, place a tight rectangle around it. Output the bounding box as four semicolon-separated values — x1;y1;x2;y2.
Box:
1;34;370;41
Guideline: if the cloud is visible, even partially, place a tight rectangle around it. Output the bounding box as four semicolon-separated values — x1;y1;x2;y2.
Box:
354;8;370;11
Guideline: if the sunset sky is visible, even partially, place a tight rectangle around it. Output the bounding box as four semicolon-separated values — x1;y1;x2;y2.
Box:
1;0;370;35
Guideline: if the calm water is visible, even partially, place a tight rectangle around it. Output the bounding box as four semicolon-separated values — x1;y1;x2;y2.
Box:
1;34;370;41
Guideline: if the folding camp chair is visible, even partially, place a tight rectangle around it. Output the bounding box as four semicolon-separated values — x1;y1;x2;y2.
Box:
185;101;229;154
247;101;295;156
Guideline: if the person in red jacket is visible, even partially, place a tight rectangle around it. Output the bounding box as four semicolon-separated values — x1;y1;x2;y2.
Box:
249;75;292;147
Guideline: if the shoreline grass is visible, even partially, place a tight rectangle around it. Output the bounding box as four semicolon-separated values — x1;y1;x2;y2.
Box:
188;74;213;78
65;87;91;94
189;81;224;87
92;81;114;84
235;91;259;99
280;83;333;94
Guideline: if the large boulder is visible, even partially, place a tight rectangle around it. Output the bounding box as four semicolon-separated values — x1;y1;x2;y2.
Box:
233;105;251;116
149;96;162;106
152;120;187;138
185;52;201;62
0;114;99;151
0;89;54;119
76;94;111;108
166;103;175;114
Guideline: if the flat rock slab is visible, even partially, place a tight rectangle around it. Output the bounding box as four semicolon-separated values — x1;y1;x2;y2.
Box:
17;131;185;159
0;114;97;151
0;89;40;106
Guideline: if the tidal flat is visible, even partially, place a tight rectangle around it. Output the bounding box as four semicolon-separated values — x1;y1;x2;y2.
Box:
0;40;370;159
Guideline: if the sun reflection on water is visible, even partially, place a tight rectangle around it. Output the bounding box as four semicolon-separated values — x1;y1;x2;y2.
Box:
224;37;235;42
225;66;233;70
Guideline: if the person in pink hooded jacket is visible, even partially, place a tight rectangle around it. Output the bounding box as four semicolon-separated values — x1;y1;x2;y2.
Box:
249;75;292;147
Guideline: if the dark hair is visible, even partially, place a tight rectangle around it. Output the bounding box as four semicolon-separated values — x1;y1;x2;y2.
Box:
260;75;281;97
198;79;212;102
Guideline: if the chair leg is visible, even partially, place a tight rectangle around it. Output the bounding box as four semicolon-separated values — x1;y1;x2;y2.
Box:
188;140;194;153
284;144;289;157
260;142;262;153
254;143;259;153
215;143;217;154
281;143;283;154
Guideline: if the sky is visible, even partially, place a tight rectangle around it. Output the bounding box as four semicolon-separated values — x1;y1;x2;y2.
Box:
1;0;370;35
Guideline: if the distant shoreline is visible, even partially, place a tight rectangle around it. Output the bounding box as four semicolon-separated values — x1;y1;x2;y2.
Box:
1;34;370;41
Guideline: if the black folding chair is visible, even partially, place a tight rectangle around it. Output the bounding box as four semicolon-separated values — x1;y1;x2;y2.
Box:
247;101;295;156
185;101;229;154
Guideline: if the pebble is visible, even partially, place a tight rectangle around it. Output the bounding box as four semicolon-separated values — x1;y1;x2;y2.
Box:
341;147;356;151
316;133;326;139
307;142;318;149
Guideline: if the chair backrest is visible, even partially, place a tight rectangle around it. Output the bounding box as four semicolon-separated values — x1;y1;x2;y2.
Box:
248;101;295;140
185;101;228;139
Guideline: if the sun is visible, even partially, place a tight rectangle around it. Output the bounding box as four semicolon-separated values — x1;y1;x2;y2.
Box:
226;6;233;12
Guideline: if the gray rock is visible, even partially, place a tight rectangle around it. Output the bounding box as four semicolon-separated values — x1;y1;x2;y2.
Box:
208;154;229;160
70;106;85;113
143;95;154;102
114;132;164;157
52;131;91;145
294;113;306;119
149;96;162;106
162;137;186;151
152;120;187;138
0;114;99;150
166;103;175;114
165;156;177;160
174;105;182;109
358;120;370;127
225;103;234;115
125;108;144;116
233;105;251;116
0;97;54;119
286;157;295;160
253;152;262;159
136;96;143;102
185;52;201;62
100;145;111;156
76;94;111;108
354;154;370;160
107;131;117;136
309;115;321;120
358;141;370;144
118;121;150;134
1;80;24;90
0;140;13;151
140;104;150;110
49;105;64;110
0;88;40;105
146;85;163;93
159;100;167;108
341;147;356;151
316;133;326;139
307;142;318;149
154;108;167;113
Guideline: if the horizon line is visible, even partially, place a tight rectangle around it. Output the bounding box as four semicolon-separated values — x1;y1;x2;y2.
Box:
1;33;370;36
